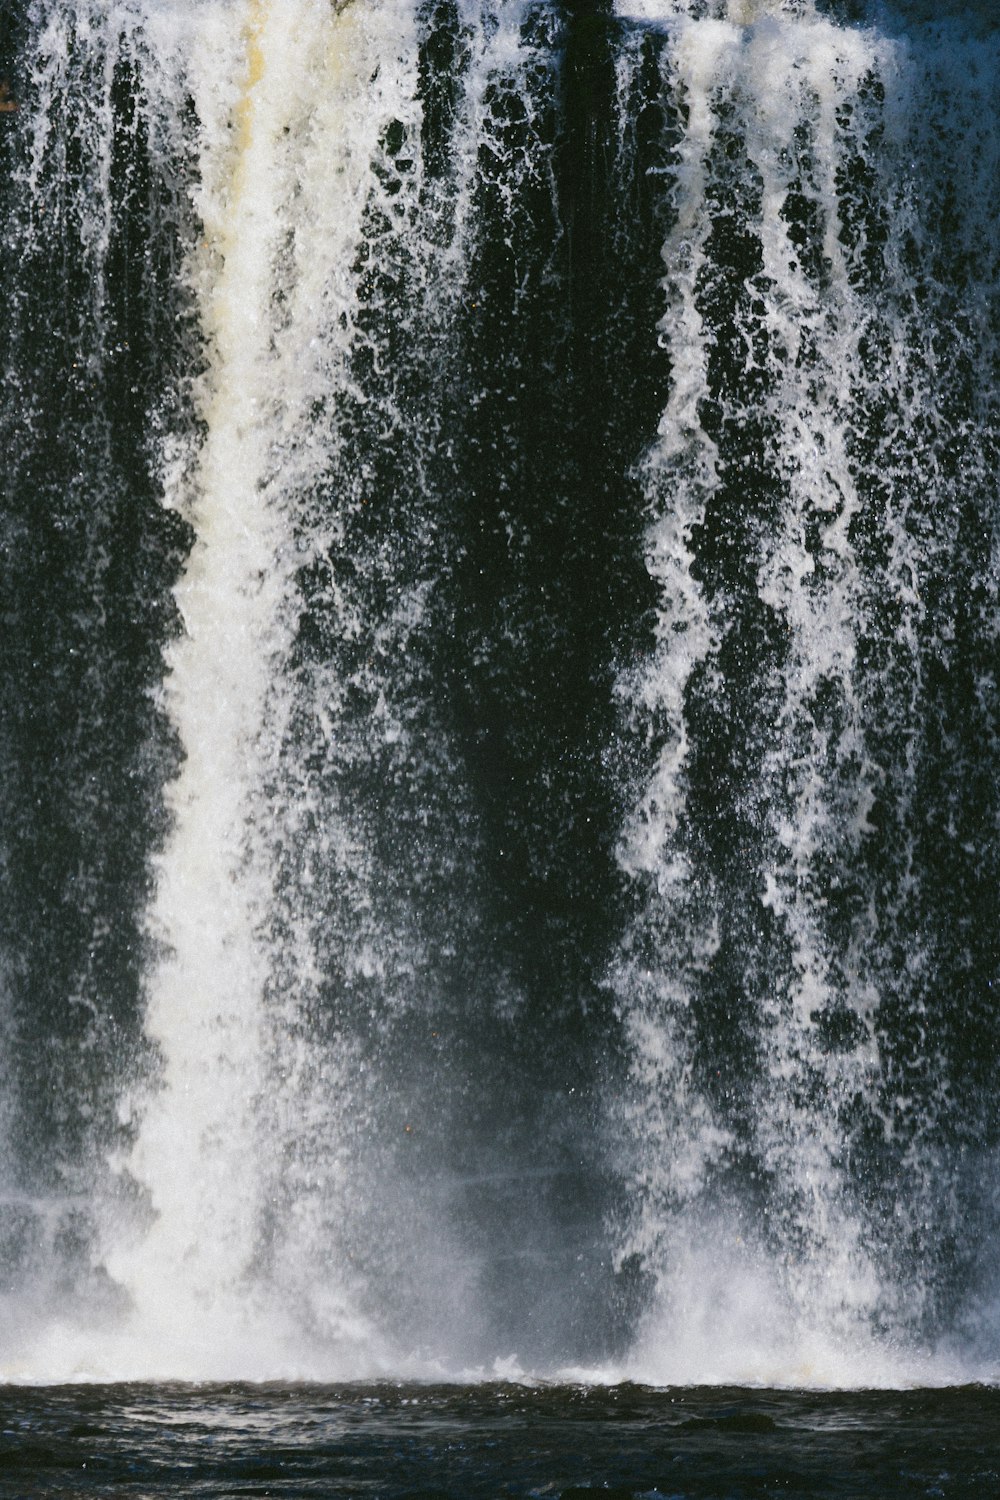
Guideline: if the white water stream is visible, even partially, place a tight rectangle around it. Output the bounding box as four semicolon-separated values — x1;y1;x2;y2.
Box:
614;0;1000;1384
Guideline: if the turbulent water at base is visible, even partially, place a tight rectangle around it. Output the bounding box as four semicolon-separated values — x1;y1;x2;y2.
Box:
0;1382;998;1498
0;0;997;1388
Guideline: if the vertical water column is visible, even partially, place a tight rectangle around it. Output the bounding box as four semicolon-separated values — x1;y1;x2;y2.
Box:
614;0;1000;1382
107;0;302;1367
611;0;897;1382
609;3;743;1376
235;0;473;1369
742;0;1000;1359
733;6;895;1350
837;9;1000;1351
108;0;422;1377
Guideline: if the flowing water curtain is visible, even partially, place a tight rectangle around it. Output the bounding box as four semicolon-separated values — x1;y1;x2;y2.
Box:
839;11;1000;1349
97;0;490;1376
0;0;642;1378
0;0;194;1348
198;0;641;1370
749;0;1000;1354
256;0;539;1366
736;9;898;1348
106;0;580;1375
248;0;493;1365
611;0;1000;1380
349;0;635;1364
0;0;484;1376
610;3;769;1376
3;0;996;1386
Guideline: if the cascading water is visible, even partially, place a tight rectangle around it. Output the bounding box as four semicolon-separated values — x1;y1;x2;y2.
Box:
612;0;1000;1382
611;0;895;1369
0;0;997;1385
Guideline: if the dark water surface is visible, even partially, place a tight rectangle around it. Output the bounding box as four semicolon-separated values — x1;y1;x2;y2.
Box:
0;1382;997;1498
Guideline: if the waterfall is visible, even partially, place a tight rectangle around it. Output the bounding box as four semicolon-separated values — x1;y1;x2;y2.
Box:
0;0;997;1385
612;0;1000;1382
102;0;433;1377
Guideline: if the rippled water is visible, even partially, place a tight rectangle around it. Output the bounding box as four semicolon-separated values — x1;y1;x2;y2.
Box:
0;1381;998;1497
